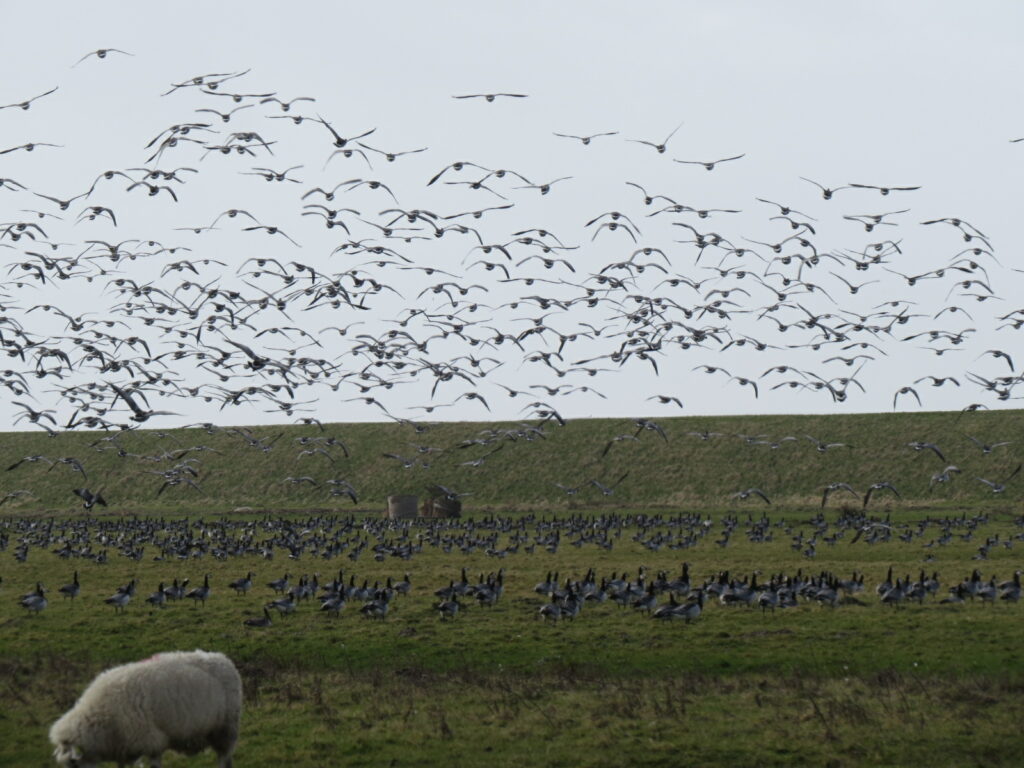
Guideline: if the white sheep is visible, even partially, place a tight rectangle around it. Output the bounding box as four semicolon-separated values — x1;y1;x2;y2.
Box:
49;649;242;767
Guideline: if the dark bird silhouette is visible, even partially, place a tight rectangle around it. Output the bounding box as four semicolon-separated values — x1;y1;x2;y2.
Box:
73;488;106;509
673;154;745;170
863;482;900;508
977;464;1022;494
821;482;858;508
73;48;133;67
553;131;618;145
0;86;58;111
628;122;683;154
452;93;528;102
732;488;771;504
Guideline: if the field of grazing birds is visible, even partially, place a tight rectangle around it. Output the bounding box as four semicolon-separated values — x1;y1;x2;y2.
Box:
2;421;1023;768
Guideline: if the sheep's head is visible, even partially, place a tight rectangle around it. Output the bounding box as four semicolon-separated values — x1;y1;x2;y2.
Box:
53;742;95;768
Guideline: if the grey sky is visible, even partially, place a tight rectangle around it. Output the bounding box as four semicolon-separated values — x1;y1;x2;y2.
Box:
1;2;1022;431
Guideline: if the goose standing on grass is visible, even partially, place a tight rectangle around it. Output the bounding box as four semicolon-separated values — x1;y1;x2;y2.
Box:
58;572;80;602
652;593;682;620
186;574;211;606
538;593;562;623
977;577;999;603
163;578;188;602
145;582;166;608
104;580;134;613
319;592;346;616
436;596;461;620
677;590;704;623
19;582;47;614
393;573;412;596
267;573;291;594
360;590;390;619
228;572;254;596
267;595;297;616
880;576;907;607
998;571;1022;602
757;583;780;615
876;567;894;597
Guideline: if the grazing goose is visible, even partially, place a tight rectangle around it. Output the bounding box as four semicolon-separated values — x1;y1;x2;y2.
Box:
267;573;291;594
360;589;391;619
998;571;1021;602
880;577;906;607
58;572;80;601
19;582;47;614
584;578;610;604
435;596;461;620
434;580;457;601
319;593;346;616
228;571;255;595
186;574;211;606
757;584;780;614
393;573;412;596
976;577;998;603
267;596;297;616
145;582;167;608
104;583;133;613
538;594;563;623
876;567;894;597
632;585;658;614
163;578;188;602
676;590;705;623
652;593;683;620
560;592;582;621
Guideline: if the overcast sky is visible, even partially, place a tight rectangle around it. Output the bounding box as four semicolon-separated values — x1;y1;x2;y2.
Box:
1;2;1022;431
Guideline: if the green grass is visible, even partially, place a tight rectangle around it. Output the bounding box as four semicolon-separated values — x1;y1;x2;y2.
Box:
1;409;1022;514
2;501;1023;766
2;410;1022;766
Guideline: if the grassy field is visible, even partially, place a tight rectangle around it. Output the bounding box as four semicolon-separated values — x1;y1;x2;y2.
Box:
0;408;1021;515
1;410;1022;766
2;499;1023;766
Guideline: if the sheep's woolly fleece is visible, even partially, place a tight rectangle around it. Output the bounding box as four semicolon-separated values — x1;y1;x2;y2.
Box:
49;649;242;767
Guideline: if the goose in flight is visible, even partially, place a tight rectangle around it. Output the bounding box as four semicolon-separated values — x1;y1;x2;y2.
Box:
977;464;1022;494
553;131;618;145
673;154;745;171
863;482;900;508
452;93;527;101
821;482;858;508
731;488;771;505
966;436;1013;454
628;121;683;154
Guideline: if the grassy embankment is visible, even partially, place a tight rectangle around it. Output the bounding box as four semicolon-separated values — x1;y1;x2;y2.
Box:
0;409;1020;514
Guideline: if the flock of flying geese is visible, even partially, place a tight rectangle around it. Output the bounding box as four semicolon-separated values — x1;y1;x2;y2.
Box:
1;53;1023;516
